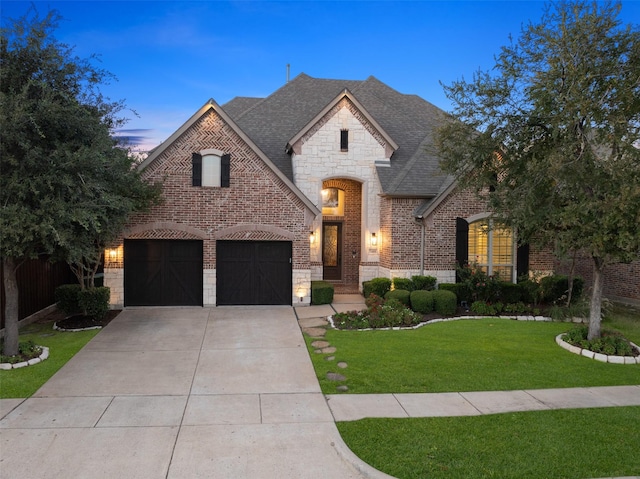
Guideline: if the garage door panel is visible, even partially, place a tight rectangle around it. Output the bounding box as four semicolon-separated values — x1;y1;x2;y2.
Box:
124;240;203;307
217;241;291;306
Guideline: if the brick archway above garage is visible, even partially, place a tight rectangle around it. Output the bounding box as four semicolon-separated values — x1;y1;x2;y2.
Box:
124;221;208;240
215;224;294;241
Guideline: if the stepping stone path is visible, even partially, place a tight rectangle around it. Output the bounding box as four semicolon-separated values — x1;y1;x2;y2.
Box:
300;316;349;392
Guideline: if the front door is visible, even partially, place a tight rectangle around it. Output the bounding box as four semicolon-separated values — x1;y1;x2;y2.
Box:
322;222;342;280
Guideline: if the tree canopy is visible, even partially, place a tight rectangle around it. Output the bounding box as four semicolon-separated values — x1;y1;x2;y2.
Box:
1;8;161;355
437;1;640;339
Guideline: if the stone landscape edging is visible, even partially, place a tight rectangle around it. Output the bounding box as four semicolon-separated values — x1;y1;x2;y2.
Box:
0;346;49;370
53;322;102;332
556;333;640;365
327;314;640;365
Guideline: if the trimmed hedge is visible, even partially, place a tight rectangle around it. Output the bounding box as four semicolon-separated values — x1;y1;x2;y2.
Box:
499;282;522;304
410;290;435;313
363;277;392;298
311;281;334;305
55;284;82;315
392;277;415;292
78;286;110;320
384;289;411;306
411;275;437;291
540;275;584;303
432;290;457;316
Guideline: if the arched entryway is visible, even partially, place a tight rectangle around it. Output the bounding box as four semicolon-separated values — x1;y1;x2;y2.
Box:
320;179;362;291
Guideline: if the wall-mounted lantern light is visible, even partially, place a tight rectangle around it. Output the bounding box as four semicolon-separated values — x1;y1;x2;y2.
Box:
309;230;316;244
370;232;378;247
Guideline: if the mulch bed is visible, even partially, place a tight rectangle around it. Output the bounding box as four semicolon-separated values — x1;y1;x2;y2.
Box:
50;310;121;330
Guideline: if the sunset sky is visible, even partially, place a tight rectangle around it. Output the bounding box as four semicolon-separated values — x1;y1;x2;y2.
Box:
3;1;639;152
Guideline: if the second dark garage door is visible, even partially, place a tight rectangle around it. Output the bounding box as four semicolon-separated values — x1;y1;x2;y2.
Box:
216;241;292;305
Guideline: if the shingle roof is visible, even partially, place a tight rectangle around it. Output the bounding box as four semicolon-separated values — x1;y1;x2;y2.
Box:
222;73;454;197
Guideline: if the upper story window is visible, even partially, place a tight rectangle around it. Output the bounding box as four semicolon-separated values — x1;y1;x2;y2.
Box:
340;129;349;152
192;150;230;187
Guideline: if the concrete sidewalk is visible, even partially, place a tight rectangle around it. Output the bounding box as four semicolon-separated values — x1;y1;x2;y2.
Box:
0;306;392;479
326;385;640;421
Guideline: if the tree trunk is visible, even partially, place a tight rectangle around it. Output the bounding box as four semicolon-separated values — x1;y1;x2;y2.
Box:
587;256;605;341
566;251;576;306
2;257;20;357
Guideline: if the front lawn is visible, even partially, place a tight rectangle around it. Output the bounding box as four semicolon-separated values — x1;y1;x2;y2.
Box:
0;315;101;398
306;317;640;394
338;407;640;479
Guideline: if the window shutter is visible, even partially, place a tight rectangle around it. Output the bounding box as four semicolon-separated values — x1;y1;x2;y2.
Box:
517;243;530;279
192;153;202;186
221;154;230;187
455;217;469;282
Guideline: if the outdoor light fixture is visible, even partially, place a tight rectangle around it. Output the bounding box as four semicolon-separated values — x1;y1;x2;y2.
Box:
309;230;316;244
370;232;378;247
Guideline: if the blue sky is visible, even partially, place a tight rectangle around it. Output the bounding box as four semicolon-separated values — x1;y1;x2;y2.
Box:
3;1;640;152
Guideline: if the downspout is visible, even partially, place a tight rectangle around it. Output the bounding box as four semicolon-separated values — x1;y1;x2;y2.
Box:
416;215;425;276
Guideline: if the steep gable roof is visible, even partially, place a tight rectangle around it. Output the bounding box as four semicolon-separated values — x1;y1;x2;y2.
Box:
222;73;453;197
137;99;320;216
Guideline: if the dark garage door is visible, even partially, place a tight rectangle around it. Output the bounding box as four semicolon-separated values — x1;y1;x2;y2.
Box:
124;239;203;306
217;241;292;306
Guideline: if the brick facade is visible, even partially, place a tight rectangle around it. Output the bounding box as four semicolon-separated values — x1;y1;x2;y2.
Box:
105;107;314;307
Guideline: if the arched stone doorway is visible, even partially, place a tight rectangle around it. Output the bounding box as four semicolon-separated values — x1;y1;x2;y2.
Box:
320;179;362;291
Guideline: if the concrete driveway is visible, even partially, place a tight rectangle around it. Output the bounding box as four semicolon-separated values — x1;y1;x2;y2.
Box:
0;307;390;479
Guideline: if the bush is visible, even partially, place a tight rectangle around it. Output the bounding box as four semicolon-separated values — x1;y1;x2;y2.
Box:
411;275;437;291
438;283;461;301
363;277;392;298
78;287;110;320
563;326;637;357
541;274;584;303
392;277;415;292
55;284;82;315
499;282;522;304
311;281;334;305
432;290;457;316
385;289;411;306
471;301;497;316
410;290;435;313
333;294;422;329
518;278;542;304
503;302;528;314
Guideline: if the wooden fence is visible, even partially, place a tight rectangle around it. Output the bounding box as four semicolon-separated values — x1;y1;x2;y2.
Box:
1;257;75;329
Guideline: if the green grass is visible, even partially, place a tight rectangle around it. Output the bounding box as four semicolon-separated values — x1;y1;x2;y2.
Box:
603;303;640;344
337;407;640;479
0;319;100;398
307;316;640;394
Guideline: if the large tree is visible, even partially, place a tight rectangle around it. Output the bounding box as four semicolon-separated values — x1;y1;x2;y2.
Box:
437;1;640;340
1;9;160;355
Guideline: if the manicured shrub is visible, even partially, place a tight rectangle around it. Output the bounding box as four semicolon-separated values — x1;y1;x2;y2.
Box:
471;301;497;316
432;290;457;316
55;284;82;315
438;283;470;303
411;275;437;291
503;302;528;314
311;281;334;305
518;278;542;304
499;282;522;304
540;274;585;303
385;289;411;307
78;286;110;320
392;277;415;292
363;277;392;298
410;290;435;313
333;294;421;329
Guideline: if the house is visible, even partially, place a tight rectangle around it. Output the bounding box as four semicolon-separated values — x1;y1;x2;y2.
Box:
103;73;555;308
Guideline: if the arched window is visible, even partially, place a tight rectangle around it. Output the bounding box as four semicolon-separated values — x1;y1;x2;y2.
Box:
468;220;514;280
